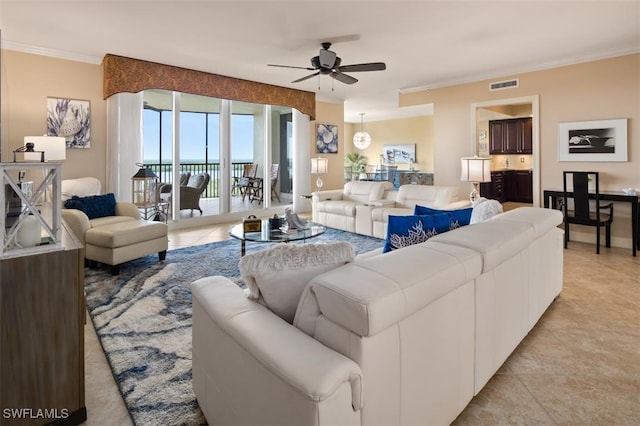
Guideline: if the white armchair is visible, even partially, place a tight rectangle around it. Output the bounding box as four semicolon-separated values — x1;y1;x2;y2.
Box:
61;177;168;275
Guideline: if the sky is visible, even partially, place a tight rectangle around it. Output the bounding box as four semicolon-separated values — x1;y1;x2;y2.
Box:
143;110;254;163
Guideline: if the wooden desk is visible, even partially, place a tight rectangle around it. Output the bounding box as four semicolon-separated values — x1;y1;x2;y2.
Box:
543;189;639;256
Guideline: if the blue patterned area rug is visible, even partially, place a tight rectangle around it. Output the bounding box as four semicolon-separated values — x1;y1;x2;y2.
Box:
84;227;384;426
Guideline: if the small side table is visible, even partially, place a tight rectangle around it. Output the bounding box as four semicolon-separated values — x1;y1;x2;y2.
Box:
138;202;169;223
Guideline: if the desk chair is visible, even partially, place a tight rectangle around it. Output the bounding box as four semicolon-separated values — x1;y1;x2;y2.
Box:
563;171;613;254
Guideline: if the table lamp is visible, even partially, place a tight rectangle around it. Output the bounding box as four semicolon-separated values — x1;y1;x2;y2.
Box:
460;156;491;202
25;136;67;162
310;157;328;192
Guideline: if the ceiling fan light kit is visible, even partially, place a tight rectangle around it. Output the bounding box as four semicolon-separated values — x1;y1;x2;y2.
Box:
353;113;372;149
268;42;386;86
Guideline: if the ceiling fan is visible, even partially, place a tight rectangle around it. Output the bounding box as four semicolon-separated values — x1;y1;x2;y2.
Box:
268;42;386;85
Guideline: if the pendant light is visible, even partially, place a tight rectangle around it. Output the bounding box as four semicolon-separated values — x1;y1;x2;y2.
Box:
353;113;371;149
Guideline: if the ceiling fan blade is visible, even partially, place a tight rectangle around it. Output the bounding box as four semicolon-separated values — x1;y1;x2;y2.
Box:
268;64;316;71
331;71;358;85
338;62;386;72
292;71;320;83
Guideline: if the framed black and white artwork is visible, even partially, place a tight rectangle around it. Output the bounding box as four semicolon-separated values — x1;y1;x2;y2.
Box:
558;118;627;162
47;97;91;149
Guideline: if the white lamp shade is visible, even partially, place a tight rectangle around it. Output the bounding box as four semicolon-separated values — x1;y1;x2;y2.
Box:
25;136;66;161
310;157;329;174
460;156;491;182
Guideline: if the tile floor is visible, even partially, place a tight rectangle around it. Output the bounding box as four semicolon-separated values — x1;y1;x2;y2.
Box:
83;220;640;425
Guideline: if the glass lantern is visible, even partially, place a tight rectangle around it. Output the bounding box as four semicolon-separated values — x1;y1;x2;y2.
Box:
131;165;158;208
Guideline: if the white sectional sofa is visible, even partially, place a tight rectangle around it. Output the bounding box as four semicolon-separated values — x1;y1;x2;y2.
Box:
313;182;470;238
312;180;394;234
191;207;564;425
358;184;471;238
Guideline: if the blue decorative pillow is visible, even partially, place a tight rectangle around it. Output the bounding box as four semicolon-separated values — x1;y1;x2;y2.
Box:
64;193;116;219
414;205;473;226
383;213;464;253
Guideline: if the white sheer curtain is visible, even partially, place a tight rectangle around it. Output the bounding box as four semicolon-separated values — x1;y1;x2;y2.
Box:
292;109;310;213
106;92;144;201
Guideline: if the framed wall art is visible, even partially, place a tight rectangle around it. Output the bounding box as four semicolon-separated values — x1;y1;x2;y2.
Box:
47;97;91;148
316;123;338;154
558;118;627;162
382;144;415;164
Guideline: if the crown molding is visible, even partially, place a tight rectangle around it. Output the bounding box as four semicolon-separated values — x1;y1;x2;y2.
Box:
1;40;103;64
399;47;640;94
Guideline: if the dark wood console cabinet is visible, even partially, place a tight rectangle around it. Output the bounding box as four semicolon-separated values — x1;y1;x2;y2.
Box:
1;224;86;425
489;117;532;154
480;170;532;204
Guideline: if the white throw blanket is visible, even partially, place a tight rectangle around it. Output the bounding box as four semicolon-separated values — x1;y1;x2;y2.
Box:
240;241;355;322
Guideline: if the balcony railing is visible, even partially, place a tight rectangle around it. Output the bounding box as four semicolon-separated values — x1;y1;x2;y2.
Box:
145;162;254;198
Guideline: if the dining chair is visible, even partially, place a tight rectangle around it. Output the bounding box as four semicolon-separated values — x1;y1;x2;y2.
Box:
562;171;613;254
250;164;281;204
232;163;258;201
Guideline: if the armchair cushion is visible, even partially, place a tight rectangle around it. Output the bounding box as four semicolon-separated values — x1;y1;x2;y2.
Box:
64;193;116;220
61;177;102;201
187;173;207;189
240;242;355;323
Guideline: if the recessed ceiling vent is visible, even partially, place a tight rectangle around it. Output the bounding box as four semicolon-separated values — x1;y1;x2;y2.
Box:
489;79;519;91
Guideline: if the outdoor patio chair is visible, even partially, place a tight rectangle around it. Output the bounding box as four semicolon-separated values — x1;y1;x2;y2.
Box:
232;163;258;201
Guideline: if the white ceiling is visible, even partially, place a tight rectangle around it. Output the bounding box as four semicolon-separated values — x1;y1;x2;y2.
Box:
1;1;638;123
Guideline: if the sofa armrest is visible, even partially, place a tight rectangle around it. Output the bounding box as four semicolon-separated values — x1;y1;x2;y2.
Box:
312;189;344;202
61;209;90;244
191;277;363;412
115;202;141;219
365;199;396;207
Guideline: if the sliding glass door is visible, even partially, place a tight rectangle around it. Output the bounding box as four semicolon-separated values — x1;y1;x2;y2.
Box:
143;90;293;222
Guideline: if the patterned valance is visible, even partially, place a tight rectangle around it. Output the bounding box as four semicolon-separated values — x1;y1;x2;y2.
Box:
102;54;316;119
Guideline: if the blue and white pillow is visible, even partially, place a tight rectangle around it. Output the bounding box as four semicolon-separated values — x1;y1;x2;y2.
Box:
414;205;473;226
383;213;463;253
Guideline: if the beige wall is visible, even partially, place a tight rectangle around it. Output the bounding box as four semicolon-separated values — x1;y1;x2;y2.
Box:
401;53;639;246
311;101;345;190
1;50;106;181
343;115;434;173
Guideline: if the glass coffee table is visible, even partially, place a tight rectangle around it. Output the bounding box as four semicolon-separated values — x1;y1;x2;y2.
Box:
229;219;325;256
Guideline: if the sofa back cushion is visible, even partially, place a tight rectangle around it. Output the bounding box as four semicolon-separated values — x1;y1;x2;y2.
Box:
240;241;355;323
61;177;102;201
395;185;459;209
294;242;481;337
343;181;393;203
429;207;561;273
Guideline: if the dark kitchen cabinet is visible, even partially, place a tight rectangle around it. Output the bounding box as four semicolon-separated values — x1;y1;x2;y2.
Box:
480;171;507;203
481;170;532;203
489;118;532;154
510;170;533;203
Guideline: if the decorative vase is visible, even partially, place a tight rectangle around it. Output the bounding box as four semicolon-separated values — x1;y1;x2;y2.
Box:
18;214;40;248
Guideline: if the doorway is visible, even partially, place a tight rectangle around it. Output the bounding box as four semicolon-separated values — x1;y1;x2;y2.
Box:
470;95;540;207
